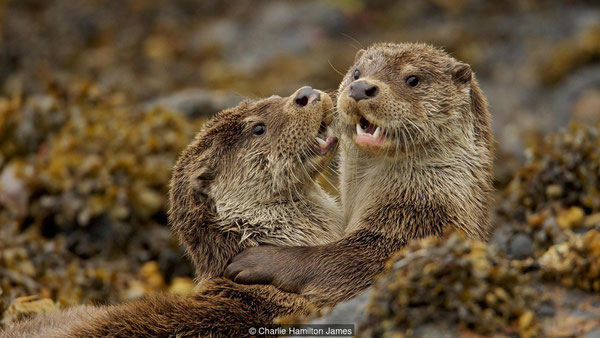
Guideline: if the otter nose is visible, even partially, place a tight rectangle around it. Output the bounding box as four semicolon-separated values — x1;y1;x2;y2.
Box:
349;81;379;101
294;87;321;107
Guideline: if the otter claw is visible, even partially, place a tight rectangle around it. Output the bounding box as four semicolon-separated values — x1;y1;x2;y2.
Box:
224;246;279;284
223;261;248;281
224;263;274;285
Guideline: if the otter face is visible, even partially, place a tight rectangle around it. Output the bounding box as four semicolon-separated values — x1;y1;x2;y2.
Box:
337;43;475;158
175;87;336;220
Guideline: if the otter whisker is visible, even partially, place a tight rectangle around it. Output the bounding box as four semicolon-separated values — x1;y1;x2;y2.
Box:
302;145;337;193
340;32;364;50
328;59;345;77
404;119;430;160
294;152;321;208
311;158;340;196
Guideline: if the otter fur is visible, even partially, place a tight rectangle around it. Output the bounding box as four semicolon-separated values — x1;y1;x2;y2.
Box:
225;42;494;307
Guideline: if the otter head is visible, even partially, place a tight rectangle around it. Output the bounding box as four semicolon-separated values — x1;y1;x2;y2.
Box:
337;43;494;240
169;87;340;279
337;43;491;160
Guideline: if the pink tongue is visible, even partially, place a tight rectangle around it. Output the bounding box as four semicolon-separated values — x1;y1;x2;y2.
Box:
365;123;377;134
356;134;386;147
318;136;338;155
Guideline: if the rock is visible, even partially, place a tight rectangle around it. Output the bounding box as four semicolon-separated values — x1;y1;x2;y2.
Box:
491;226;511;251
3;296;58;326
545;184;563;199
123;280;147;301
139;261;165;291
537;299;556;318
584;213;600;228
583;230;600;257
518;311;539;338
540;27;600;84
585;330;600;338
527;210;549;227
310;288;371;326
543;217;569;246
572;87;600;125
143;88;242;118
539;242;573;273
0;161;32;219
508;233;534;259
551;65;600;135
410;323;458;338
168;277;196;295
356;234;538;336
557;207;585;229
540;230;600;292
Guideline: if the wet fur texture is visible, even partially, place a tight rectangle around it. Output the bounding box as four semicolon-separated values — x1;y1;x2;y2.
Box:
2;279;313;338
1;306;110;338
225;42;494;307
1;89;341;337
169;91;343;280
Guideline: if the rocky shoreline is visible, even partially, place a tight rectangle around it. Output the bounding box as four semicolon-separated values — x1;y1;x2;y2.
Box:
1;1;599;336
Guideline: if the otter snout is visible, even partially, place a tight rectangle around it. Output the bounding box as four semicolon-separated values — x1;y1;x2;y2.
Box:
294;87;321;107
349;81;379;101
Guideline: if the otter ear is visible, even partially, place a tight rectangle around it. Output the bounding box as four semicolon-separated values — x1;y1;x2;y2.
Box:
190;165;215;198
451;62;472;84
468;72;493;147
354;49;366;63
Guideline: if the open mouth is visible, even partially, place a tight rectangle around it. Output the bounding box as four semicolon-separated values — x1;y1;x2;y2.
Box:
315;121;338;155
355;116;386;147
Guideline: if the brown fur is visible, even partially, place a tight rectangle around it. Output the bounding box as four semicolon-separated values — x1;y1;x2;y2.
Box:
2;88;343;337
1;280;313;338
68;279;312;337
225;42;495;307
168;90;343;280
1;306;110;338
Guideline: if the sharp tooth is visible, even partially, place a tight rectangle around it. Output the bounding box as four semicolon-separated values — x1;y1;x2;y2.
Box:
316;137;327;146
356;123;365;135
373;126;381;139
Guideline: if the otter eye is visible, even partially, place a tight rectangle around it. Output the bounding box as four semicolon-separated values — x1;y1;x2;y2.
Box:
252;123;266;136
406;76;419;87
353;69;360;80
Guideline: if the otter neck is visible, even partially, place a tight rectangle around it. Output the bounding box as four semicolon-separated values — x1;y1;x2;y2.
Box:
215;181;344;247
339;132;482;236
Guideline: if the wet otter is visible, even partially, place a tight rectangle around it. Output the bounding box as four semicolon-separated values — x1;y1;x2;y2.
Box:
169;85;343;281
2;87;343;337
225;42;495;307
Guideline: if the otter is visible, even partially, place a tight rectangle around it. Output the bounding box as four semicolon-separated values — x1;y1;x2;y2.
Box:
2;86;343;337
225;42;495;307
168;85;343;281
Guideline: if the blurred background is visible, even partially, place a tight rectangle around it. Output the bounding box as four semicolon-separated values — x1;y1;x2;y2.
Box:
1;0;599;334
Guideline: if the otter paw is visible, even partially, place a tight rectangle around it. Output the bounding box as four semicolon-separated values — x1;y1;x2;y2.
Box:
224;246;280;284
